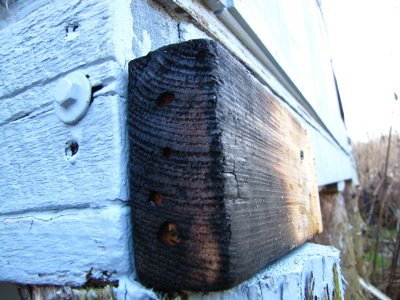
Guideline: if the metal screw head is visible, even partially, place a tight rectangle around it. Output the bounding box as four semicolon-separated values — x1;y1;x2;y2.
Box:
54;78;79;108
53;72;91;125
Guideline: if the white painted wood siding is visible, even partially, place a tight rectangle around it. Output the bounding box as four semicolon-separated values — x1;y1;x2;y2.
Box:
0;0;135;288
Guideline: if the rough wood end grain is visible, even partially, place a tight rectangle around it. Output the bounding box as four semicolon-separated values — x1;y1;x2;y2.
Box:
128;39;322;292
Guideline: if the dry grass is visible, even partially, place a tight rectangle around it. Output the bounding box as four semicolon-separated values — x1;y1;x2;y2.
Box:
355;131;400;228
355;131;400;187
353;130;400;297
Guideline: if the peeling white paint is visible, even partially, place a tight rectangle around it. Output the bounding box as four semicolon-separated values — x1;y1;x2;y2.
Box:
184;243;343;300
114;276;158;300
135;29;153;56
113;0;135;67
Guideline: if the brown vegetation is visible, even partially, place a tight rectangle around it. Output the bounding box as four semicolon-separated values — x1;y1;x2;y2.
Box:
354;130;400;298
312;130;400;299
312;181;365;299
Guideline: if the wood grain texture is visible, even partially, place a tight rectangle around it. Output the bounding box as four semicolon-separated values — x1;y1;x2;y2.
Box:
128;39;322;291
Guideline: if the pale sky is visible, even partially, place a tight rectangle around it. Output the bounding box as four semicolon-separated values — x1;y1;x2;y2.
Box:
322;0;400;141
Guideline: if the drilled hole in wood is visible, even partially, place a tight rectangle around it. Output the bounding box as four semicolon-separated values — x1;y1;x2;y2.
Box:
162;147;172;158
300;150;304;160
158;222;180;246
65;140;79;157
149;191;162;205
156;92;175;106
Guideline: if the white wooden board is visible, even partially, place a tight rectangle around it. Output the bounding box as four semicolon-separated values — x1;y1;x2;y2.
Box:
0;0;135;288
0;204;132;286
0;0;111;98
0;93;128;214
0;60;123;125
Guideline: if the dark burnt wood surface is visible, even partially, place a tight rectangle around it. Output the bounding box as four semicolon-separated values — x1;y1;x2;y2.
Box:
128;39;322;291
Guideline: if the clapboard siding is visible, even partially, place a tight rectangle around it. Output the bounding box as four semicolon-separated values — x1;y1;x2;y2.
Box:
0;93;128;214
0;0;191;287
310;129;355;186
231;0;348;148
229;0;350;161
0;0;114;98
0;60;122;125
0;204;132;286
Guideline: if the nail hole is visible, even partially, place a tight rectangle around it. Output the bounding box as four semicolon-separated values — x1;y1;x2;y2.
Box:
65;22;79;36
156;92;175;106
65;140;79;157
85;74;90;78
149;191;162;205
300;150;304;160
158;222;180;246
162;147;172;158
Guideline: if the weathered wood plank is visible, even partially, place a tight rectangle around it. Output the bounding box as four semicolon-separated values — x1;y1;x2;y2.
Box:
18;285;117;300
128;39;322;291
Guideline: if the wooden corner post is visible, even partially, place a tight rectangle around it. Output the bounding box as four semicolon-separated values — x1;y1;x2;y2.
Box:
128;39;322;291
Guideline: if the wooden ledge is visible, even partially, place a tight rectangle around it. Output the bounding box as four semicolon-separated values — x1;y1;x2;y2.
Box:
128;39;322;291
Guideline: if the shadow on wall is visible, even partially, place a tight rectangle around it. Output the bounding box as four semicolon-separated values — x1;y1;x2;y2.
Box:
0;282;20;300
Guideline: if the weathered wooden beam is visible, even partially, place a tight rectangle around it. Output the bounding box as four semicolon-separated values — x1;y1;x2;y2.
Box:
128;39;322;291
18;285;117;300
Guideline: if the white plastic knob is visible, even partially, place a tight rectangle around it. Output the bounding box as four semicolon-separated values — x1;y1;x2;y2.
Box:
53;72;91;125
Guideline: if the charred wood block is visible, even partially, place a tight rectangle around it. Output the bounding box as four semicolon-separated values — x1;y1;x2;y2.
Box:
128;39;322;292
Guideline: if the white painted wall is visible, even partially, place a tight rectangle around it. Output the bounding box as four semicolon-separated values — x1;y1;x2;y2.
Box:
233;0;347;145
0;0;135;290
228;0;357;185
0;0;347;298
